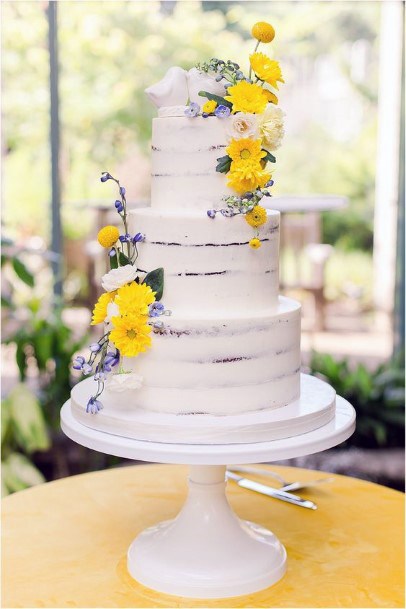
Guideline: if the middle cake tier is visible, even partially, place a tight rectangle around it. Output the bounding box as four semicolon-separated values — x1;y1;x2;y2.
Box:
106;296;301;415
129;207;280;315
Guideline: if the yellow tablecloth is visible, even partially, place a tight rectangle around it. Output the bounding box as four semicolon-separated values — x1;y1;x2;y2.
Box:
2;464;404;608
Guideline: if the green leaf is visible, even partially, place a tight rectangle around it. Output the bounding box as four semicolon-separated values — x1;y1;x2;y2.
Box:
263;150;276;164
2;453;45;494
1;294;13;308
119;252;131;266
109;253;118;269
15;341;27;381
7;384;50;453
143;267;164;301
216;155;232;174
198;90;232;109
1;398;11;443
11;257;34;287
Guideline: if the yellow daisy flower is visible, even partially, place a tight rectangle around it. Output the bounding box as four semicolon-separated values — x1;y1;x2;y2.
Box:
202;100;217;114
110;315;152;357
115;281;156;317
91;291;117;325
226;138;266;164
252;22;275;44
224;81;268;114
97;225;120;248
227;162;271;194
245;205;267;228
249;53;285;90
249;237;262;249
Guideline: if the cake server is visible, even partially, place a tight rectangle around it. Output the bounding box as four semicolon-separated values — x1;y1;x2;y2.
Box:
228;465;334;492
226;471;317;510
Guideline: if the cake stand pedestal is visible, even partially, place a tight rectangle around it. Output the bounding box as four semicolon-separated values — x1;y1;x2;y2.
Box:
61;397;355;599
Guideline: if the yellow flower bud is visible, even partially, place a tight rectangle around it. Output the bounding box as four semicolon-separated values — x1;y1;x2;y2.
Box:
249;237;262;249
252;22;275;44
202;100;217;114
97;225;120;248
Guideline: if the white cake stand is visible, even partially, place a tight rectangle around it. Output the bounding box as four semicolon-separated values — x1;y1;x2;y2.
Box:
61;397;355;599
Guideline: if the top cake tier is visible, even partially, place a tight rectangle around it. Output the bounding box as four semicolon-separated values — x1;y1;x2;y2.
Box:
151;115;236;212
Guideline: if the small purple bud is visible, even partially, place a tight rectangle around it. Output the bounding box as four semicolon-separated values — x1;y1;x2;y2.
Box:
214;105;231;119
115;200;124;212
109;249;116;257
202;113;209;118
82;363;93;375
89;343;101;353
100;172;112;183
72;362;83;370
132;232;144;243
207;209;216;219
265;179;274;187
119;186;126;195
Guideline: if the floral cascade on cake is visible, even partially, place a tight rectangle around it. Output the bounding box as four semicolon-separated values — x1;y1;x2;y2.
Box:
71;21;302;424
72;174;168;413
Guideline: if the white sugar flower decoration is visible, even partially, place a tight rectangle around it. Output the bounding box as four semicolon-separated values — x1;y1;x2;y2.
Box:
105;372;144;393
259;106;285;151
225;113;259;141
101;264;138;292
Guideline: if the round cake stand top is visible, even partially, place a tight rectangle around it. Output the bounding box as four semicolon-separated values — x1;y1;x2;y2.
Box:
61;397;355;465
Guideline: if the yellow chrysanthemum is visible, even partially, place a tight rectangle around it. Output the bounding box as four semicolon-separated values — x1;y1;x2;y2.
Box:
227;162;271;194
226;138;266;164
224;81;268;114
97;225;120;248
91;291;117;325
202;100;217;114
115;281;155;317
263;89;278;105
249;237;262;249
252;22;275;44
245;205;267;228
109;315;152;357
249;53;285;90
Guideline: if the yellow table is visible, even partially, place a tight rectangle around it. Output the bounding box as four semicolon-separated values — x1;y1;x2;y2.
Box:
2;464;404;608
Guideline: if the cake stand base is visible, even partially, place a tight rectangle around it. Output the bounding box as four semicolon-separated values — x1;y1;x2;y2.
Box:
128;465;286;598
61;397;355;599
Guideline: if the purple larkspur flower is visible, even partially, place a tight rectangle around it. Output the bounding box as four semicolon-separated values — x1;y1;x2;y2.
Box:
100;172;113;183
119;233;131;243
82;363;93;375
214;105;231;119
103;351;120;372
132;232;144;243
207;209;216;219
149;302;165;318
115;199;124;213
184;102;200;118
86;397;103;414
94;371;106;381
72;355;85;370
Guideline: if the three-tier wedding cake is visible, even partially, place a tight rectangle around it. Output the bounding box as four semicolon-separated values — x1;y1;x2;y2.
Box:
70;22;336;444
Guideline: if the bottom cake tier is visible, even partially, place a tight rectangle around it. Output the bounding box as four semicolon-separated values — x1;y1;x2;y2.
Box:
92;295;301;416
70;374;336;445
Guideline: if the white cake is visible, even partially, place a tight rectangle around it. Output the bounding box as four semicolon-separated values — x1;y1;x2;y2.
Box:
70;38;336;443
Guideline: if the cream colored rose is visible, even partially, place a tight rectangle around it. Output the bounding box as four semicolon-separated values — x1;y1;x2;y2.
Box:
105;372;143;393
101;265;138;292
259;106;285;151
226;113;259;141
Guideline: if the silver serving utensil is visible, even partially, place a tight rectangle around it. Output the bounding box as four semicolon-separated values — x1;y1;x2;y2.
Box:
226;471;317;510
228;465;334;493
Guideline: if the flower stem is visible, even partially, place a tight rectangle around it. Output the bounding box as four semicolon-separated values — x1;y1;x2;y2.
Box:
248;40;260;80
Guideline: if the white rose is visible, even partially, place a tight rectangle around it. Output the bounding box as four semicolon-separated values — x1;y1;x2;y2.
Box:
101;264;138;292
105;372;143;393
145;66;189;108
259;106;285;151
105;301;119;324
186;67;227;105
225;113;259;141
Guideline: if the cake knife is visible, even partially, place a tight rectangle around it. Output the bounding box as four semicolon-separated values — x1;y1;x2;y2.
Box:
226;471;317;510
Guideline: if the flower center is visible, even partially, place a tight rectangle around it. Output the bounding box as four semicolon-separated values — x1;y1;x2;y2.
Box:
240;149;251;159
127;329;138;339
